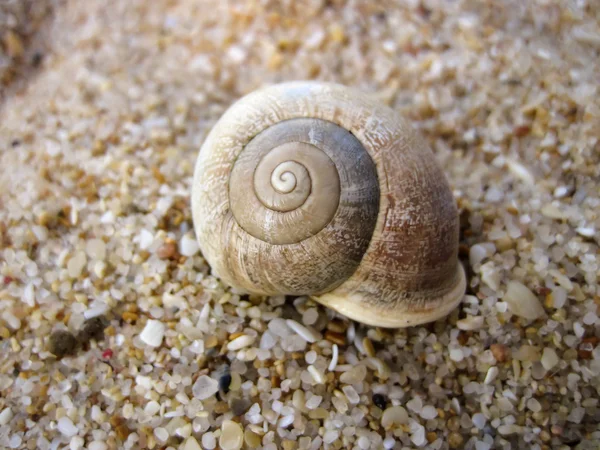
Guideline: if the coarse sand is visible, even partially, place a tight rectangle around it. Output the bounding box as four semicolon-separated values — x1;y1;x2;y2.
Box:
0;1;599;449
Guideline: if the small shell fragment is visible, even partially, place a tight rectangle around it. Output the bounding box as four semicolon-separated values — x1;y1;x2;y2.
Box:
328;344;339;371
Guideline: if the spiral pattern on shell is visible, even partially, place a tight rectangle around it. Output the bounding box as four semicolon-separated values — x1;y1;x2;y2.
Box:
229;118;378;246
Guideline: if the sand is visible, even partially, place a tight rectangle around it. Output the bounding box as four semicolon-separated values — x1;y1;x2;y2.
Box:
0;1;599;449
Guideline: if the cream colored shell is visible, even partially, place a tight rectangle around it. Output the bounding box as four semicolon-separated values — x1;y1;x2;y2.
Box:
191;81;465;328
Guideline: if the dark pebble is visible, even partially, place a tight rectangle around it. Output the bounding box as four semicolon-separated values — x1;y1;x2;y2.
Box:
372;393;387;409
31;51;43;67
49;330;77;358
229;397;252;416
78;316;107;343
219;373;232;393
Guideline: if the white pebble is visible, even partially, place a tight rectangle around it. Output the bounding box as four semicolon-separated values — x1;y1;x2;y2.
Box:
202;432;216;450
527;398;542;412
383;437;396;449
183;437;202;450
381;406;408;430
305;350;317;364
302;308;319;325
576;227;596;238
583;311;598;325
154;427;168;442
57;416;78;437
93;261;107;278
328;344;339;371
339;364;367;384
23;283;35;306
2;311;20;330
469;243;495;266
286;319;321;343
91;405;105;423
227;45;247;63
278;414;295;428
0;407;13;425
219;420;243;450
457;315;484;330
83;304;108;319
144;400;160;416
495;301;508;313
498;424;519;435
70;436;85;450
553;186;569;198
88;441;108;450
86;238;106;260
8;435;21;449
574;321;585;338
342;385;360;404
551;287;567;308
122;403;134;419
420;405;438;420
259;331;277;349
451;398;461;414
307;365;325;384
139;319;165;347
476;441;492;450
135;375;153;390
227;334;256;351
323;430;339;444
567;406;585;423
305;394;323;409
485;186;504;202
407;396;423;413
506;159;535;186
541;203;565;219
410;422;426;446
550;269;573;291
484;366;499;384
503;281;545;320
268;318;291;337
138;229;154;250
180;234;199;256
480;262;501;290
472;412;486;429
541;348;559;370
192;375;219;400
67;251;87;278
357;436;371;449
449;348;464;362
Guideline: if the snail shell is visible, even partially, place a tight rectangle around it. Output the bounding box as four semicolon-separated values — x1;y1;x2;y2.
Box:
192;81;465;328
